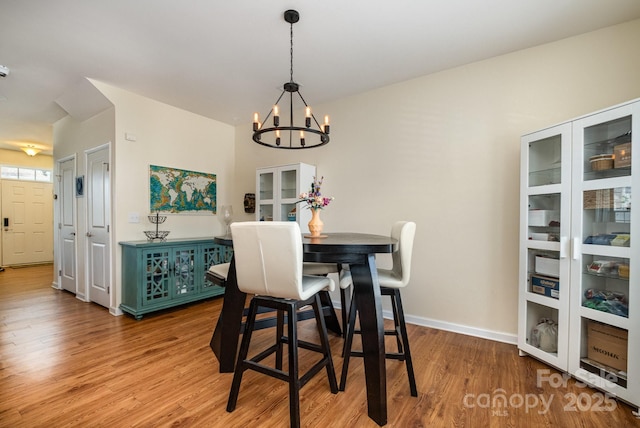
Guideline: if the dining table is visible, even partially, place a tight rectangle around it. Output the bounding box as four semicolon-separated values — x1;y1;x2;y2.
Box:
209;232;398;427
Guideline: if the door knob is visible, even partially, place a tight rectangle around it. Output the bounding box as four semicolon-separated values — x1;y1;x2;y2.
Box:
70;232;76;236
86;232;93;237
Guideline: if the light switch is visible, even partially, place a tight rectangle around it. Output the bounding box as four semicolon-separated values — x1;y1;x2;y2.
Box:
128;212;140;223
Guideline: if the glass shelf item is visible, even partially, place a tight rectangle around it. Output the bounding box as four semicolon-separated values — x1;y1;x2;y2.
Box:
528;193;561;241
578;317;628;387
582;187;631;245
525;301;559;357
581;255;629;319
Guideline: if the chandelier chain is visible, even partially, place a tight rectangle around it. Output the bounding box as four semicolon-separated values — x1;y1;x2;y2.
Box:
289;21;294;83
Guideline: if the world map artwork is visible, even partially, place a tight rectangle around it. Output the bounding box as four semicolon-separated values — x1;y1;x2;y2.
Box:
149;165;217;213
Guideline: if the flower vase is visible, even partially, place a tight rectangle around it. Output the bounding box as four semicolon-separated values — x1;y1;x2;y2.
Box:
308;209;324;237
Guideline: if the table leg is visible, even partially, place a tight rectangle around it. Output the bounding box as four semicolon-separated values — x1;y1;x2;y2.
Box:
318;290;343;336
209;257;246;373
350;255;387;426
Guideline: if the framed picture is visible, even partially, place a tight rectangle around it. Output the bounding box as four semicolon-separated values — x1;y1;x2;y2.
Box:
75;176;84;197
149;165;217;213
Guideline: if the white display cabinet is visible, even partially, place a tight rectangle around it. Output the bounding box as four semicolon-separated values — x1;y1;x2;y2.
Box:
519;99;639;411
256;162;316;234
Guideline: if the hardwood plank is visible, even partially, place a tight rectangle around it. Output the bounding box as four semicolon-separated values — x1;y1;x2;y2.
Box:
1;264;638;427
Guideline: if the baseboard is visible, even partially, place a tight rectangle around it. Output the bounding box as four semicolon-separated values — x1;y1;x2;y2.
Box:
332;300;517;346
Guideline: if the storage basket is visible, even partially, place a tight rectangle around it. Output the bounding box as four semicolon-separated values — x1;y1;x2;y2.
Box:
583;189;614;209
590;154;614;171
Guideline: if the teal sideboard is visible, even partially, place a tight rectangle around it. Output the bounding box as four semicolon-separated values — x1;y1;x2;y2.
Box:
120;237;233;319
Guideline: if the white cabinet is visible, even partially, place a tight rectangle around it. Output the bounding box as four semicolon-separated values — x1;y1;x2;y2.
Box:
256;163;316;234
519;99;639;410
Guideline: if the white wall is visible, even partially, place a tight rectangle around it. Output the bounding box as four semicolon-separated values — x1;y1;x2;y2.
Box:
234;19;640;341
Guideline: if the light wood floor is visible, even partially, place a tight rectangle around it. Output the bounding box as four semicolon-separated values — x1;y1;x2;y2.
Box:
1;265;638;427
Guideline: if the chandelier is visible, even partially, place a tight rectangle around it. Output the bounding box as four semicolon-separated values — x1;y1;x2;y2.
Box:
252;10;330;149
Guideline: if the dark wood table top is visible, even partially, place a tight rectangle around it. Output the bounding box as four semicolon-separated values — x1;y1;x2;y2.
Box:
216;232;397;255
302;232;397;254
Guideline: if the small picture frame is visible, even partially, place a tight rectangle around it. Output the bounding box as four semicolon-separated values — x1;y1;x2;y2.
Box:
76;176;84;197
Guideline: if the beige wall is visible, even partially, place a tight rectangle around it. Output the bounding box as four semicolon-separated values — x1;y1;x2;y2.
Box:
54;81;235;313
90;81;235;313
234;19;640;341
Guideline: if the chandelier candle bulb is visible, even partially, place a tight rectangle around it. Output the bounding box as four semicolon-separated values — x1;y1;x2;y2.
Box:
305;106;311;127
253;113;260;131
276;129;281;146
300;130;305;146
273;105;279;126
324;116;330;134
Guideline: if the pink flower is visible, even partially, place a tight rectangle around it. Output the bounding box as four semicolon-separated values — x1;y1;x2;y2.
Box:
298;176;334;210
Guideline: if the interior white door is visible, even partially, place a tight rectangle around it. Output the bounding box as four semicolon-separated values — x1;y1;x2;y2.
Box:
86;147;111;308
1;180;53;266
59;157;77;293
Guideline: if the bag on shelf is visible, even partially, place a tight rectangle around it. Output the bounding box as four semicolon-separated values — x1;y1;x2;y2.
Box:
531;318;558;353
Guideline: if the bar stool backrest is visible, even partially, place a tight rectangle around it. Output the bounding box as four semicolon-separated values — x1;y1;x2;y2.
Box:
387;221;416;288
231;221;304;300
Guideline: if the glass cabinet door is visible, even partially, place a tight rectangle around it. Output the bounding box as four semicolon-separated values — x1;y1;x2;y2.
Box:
582;115;632;182
519;123;572;369
143;249;171;305
570;103;636;390
173;248;196;297
258;170;274;221
280;167;299;222
528;133;563;186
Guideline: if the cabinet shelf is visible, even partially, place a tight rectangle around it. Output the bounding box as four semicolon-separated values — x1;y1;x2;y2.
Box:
581;244;630;258
529;167;561;187
525;240;561;252
583;269;629;281
526;291;560;309
527;183;562;196
583;131;631;151
579;306;629;329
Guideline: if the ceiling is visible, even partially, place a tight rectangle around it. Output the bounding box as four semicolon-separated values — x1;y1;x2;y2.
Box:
1;1;640;156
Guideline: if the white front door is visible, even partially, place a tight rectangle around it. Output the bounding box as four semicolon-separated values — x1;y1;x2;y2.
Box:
59;157;77;293
86;146;111;308
1;180;53;265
